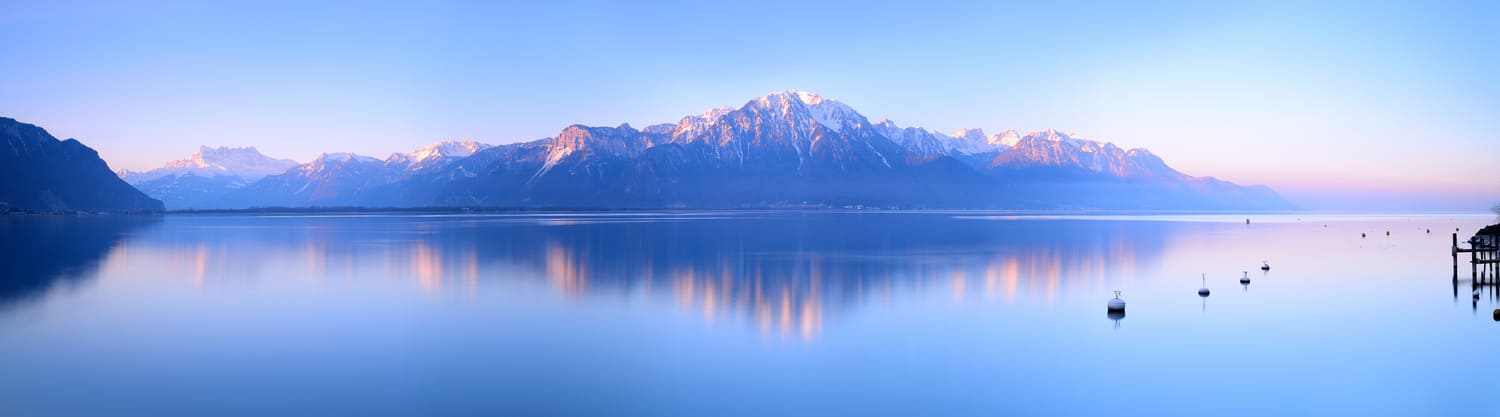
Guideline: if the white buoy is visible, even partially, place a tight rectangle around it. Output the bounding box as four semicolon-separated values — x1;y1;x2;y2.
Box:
1261;261;1271;271
1197;274;1211;296
1107;290;1126;312
1240;271;1251;284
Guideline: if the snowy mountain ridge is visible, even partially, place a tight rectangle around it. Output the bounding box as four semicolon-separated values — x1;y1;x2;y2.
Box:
113;90;1290;210
119;146;299;183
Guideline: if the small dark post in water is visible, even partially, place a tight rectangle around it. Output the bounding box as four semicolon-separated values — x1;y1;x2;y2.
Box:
1487;239;1495;285
1246;218;1250;224
1454;233;1460;283
1485;237;1492;285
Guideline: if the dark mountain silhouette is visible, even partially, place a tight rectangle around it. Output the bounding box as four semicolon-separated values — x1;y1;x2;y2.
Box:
0;117;163;212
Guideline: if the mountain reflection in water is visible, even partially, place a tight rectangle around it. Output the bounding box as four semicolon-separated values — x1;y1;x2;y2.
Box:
3;212;1497;417
111;212;1182;339
0;215;161;309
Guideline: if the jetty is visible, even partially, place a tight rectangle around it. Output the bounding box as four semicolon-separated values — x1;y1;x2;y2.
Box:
1454;228;1500;290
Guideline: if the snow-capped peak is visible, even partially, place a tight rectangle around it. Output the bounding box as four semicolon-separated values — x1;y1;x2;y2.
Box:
1025;129;1088;148
697;106;734;120
952;128;988;143
412;140;488;162
121;145;299;184
991;130;1021;147
315;152;377;163
666;106;734;140
384;140;491;171
297;153;381;176
755;89;826;105
942;128;1010;155
792;90;826;105
808;102;863;132
1015;129;1128;153
752;90;866;132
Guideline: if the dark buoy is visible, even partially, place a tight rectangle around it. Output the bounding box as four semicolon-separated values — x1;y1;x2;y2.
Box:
1245;218;1250;224
1197;274;1211;296
1240;271;1251;284
1361;233;1366;238
1426;229;1430;234
1493;309;1499;322
1386;230;1390;236
1107;290;1126;312
1261;261;1271;271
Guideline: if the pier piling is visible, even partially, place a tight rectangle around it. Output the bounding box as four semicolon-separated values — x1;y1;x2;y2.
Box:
1454;232;1499;287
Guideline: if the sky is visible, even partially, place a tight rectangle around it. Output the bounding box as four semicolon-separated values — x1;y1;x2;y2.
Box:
1;0;1497;210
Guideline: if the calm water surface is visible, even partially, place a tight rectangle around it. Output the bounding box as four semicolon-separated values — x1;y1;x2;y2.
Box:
2;212;1497;416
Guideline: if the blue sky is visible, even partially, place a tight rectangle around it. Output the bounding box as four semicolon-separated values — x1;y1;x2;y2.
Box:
2;0;1497;209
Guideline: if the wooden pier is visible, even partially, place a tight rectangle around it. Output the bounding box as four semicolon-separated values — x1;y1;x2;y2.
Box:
1455;232;1500;287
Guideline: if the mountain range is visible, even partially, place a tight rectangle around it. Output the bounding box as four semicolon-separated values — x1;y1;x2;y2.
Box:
209;141;489;208
118;146;298;209
4;91;1292;211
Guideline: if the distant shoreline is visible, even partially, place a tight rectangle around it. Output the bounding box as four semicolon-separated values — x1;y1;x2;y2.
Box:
2;206;1493;218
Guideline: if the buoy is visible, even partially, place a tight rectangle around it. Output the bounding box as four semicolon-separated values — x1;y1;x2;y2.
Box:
1492;309;1499;322
1261;261;1271;271
1107;290;1126;312
1240;271;1251;284
1386;230;1390;236
1245;218;1250;224
1198;274;1211;296
1361;233;1366;238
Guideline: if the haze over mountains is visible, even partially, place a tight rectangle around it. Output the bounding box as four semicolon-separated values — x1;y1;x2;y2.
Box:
209;141;489;208
4;91;1292;211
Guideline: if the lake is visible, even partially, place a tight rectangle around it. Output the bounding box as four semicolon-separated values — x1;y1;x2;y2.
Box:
2;212;1497;416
